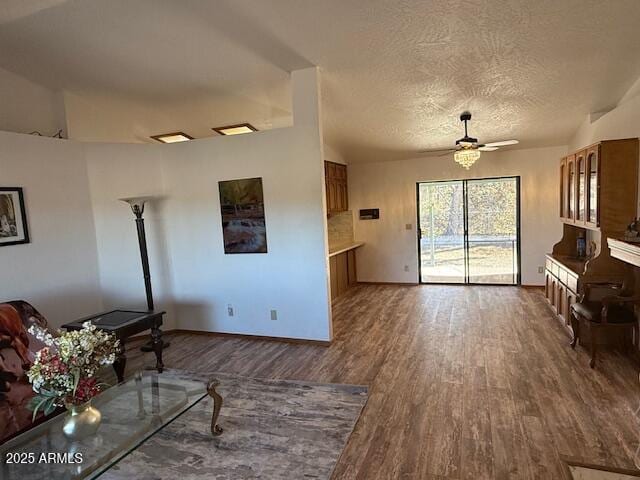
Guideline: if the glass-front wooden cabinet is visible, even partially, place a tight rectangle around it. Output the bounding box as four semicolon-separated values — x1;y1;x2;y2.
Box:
558;144;603;230
586;146;599;227
550;139;639;335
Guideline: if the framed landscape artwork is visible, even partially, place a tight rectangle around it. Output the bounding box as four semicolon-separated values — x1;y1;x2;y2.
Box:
0;187;30;247
218;177;267;254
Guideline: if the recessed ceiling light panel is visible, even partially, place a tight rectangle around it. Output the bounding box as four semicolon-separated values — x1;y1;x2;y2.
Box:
212;123;258;136
150;132;193;143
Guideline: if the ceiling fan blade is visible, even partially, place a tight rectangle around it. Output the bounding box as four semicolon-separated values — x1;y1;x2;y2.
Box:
418;148;457;154
438;150;455;157
479;146;499;152
482;139;519;148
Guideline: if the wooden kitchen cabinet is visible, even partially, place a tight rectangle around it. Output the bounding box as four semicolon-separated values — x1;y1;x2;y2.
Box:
329;249;358;301
325;161;348;214
545;255;579;331
347;249;357;285
545;268;555;308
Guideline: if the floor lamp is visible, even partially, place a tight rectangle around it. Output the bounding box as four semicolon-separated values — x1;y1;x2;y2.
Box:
120;196;170;351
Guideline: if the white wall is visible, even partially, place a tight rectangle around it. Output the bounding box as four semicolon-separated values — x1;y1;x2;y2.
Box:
64;90;292;144
83;142;176;327
570;92;640;153
0;131;102;327
349;145;567;286
0;67;330;340
324;143;345;165
84;68;332;341
0;66;66;137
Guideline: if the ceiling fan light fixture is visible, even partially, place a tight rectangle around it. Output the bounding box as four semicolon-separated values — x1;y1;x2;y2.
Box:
454;149;481;169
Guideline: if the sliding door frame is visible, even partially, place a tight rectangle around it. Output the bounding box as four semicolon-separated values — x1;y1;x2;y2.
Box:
416;176;521;286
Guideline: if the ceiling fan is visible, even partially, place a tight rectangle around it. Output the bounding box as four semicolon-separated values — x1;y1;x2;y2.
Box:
421;112;519;169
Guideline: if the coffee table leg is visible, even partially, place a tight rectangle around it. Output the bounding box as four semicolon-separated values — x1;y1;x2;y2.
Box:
207;379;223;436
151;326;164;373
113;340;126;383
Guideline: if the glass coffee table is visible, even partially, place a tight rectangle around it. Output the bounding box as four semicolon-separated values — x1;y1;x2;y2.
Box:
0;371;223;479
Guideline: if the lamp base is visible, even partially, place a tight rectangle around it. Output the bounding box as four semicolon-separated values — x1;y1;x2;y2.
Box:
140;339;170;352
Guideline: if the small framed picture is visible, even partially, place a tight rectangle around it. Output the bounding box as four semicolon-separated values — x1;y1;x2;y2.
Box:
0;187;30;247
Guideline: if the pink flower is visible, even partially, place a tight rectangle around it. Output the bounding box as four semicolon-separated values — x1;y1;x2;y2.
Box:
71;377;101;404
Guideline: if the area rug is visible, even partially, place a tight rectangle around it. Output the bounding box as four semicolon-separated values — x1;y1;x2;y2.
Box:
567;463;640;480
101;370;368;480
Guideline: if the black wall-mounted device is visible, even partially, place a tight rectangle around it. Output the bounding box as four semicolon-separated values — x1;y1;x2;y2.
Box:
359;209;380;220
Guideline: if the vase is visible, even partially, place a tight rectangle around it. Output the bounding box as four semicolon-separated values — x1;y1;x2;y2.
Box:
62;400;102;440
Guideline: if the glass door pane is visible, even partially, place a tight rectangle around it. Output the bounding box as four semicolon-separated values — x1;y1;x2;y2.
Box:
568;157;576;219
577;153;586;222
418;181;465;283
559;160;565;218
466;178;519;284
588;151;598;224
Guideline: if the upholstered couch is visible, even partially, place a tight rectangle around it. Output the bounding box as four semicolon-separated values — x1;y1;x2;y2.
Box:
0;300;52;444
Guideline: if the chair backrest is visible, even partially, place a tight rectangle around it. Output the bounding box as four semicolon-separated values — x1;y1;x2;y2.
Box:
0;300;51;444
620;267;636;298
3;300;48;331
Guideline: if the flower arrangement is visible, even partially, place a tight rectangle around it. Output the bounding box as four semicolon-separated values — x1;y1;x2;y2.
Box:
26;322;118;418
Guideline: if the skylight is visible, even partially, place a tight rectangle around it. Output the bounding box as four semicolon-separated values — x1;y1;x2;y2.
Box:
212;123;258;136
150;132;193;143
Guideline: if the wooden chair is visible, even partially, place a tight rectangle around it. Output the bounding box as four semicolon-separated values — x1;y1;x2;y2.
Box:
570;275;639;368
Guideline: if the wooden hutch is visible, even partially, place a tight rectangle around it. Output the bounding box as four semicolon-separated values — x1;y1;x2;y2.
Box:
545;138;639;333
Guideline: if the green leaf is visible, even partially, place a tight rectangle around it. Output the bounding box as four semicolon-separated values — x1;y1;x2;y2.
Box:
30;395;49;421
43;398;56;416
72;369;80;397
27;394;44;411
39;388;58;398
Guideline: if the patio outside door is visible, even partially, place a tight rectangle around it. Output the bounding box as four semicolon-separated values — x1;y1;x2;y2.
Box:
417;177;520;285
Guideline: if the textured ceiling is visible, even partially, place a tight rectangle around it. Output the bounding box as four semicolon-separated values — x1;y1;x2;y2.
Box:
1;0;640;162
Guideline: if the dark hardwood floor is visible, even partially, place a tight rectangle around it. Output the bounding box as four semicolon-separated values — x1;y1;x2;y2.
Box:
123;285;640;479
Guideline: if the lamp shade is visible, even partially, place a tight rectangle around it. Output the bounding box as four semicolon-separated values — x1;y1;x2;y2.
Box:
119;196;155;209
454;149;481;169
119;196;156;218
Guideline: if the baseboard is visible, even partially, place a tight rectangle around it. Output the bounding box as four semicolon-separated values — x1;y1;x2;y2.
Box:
124;329;331;347
357;282;540;288
168;329;332;346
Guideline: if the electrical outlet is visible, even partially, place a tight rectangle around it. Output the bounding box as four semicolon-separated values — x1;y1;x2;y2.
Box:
227;304;234;317
270;309;278;321
538;266;544;274
405;223;412;230
404;265;410;272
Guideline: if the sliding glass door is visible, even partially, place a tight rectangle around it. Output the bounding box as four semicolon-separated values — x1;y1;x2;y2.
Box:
466;178;519;284
418;181;466;283
417;177;520;285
